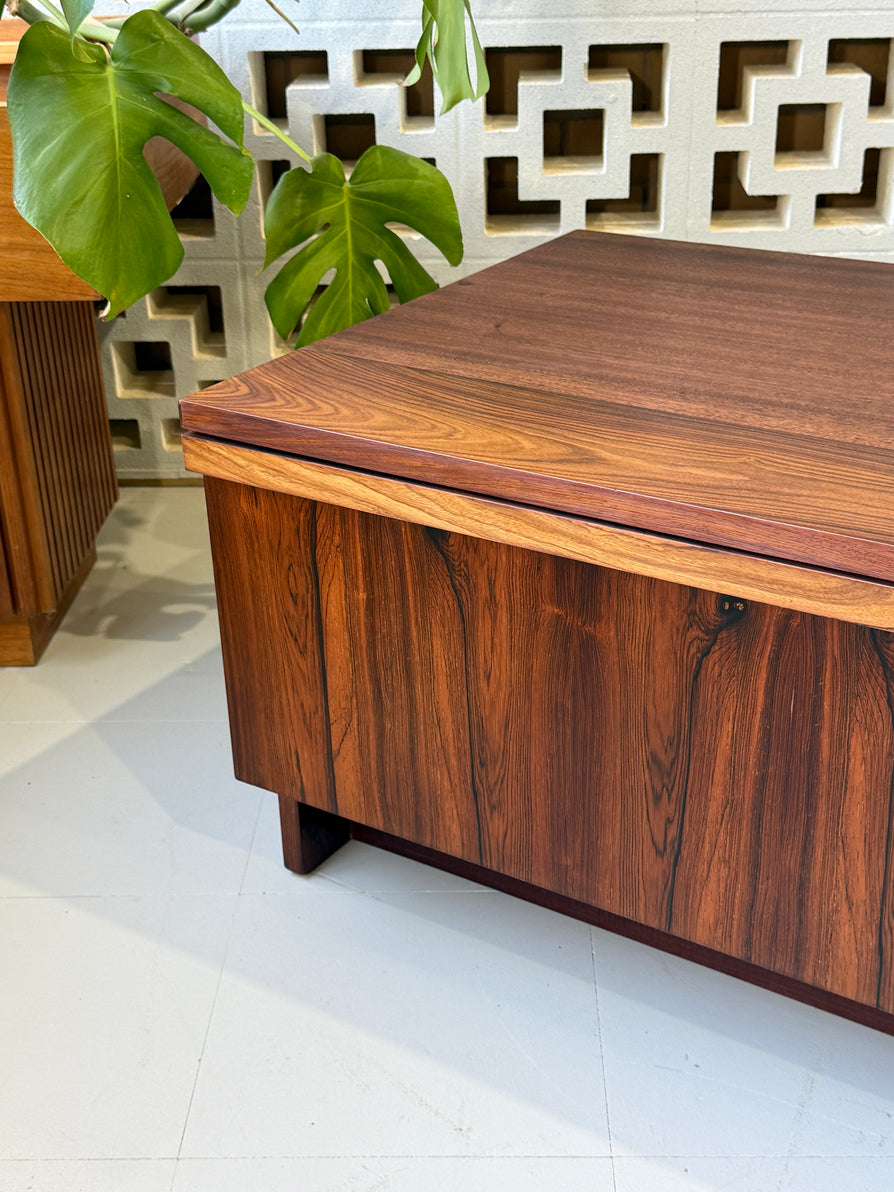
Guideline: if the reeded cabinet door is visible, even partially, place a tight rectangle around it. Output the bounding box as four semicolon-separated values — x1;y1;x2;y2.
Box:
0;301;116;663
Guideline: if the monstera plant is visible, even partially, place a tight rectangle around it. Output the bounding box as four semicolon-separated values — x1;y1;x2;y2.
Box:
2;0;487;345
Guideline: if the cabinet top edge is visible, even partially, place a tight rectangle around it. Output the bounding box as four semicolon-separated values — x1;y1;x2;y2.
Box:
182;231;894;580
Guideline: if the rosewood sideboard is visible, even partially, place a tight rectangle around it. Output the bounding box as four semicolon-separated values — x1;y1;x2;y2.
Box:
182;231;894;1033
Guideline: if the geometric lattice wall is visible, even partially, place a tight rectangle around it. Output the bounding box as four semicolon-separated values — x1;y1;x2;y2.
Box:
99;0;894;478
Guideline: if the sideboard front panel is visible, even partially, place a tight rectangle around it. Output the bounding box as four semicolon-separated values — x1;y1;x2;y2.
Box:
205;477;894;1012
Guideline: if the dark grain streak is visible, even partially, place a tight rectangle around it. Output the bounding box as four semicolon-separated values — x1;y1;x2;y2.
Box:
868;629;894;1008
664;599;733;933
424;525;485;866
302;508;339;813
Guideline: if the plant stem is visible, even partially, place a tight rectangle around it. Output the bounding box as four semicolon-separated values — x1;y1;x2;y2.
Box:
21;0;63;20
164;0;208;26
26;0;64;21
242;100;313;164
261;0;299;38
96;0;182;29
9;0;67;29
76;16;119;43
172;0;242;32
9;0;119;40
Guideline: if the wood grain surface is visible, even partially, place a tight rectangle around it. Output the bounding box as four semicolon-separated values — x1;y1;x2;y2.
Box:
181;231;894;584
204;479;338;810
185;434;894;630
205;477;894;1013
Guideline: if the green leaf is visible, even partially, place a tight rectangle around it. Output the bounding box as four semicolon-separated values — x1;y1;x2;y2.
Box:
264;145;463;348
60;0;94;39
406;0;489;113
7;12;253;316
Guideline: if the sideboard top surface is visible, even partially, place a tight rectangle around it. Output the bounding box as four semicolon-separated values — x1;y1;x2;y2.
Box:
181;231;894;582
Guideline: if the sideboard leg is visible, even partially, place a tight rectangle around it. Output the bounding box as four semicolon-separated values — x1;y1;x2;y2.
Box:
278;795;351;874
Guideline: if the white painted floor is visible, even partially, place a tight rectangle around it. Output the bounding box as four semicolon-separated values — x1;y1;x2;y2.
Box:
1;486;893;1192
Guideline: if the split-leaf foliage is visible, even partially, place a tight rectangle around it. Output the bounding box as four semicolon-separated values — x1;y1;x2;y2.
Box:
5;0;487;342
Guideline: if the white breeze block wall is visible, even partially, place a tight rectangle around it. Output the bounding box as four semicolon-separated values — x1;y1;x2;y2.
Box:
98;0;894;479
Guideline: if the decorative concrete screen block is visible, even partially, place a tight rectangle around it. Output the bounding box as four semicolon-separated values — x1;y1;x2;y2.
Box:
97;0;894;479
691;18;894;245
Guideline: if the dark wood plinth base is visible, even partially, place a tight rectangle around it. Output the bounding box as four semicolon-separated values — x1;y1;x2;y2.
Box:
280;795;894;1038
279;794;351;874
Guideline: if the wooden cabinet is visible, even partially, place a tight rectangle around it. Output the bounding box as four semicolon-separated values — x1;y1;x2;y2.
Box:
1;18;203;663
0;300;117;664
1;27;116;664
182;230;894;1033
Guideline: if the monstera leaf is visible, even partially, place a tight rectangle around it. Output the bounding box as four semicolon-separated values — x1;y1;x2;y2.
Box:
60;0;95;40
406;0;488;112
7;12;253;316
264;146;463;347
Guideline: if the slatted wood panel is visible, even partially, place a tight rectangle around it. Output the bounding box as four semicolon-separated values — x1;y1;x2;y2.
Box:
0;300;116;663
205;477;894;1016
0;302;46;615
7;302;116;606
